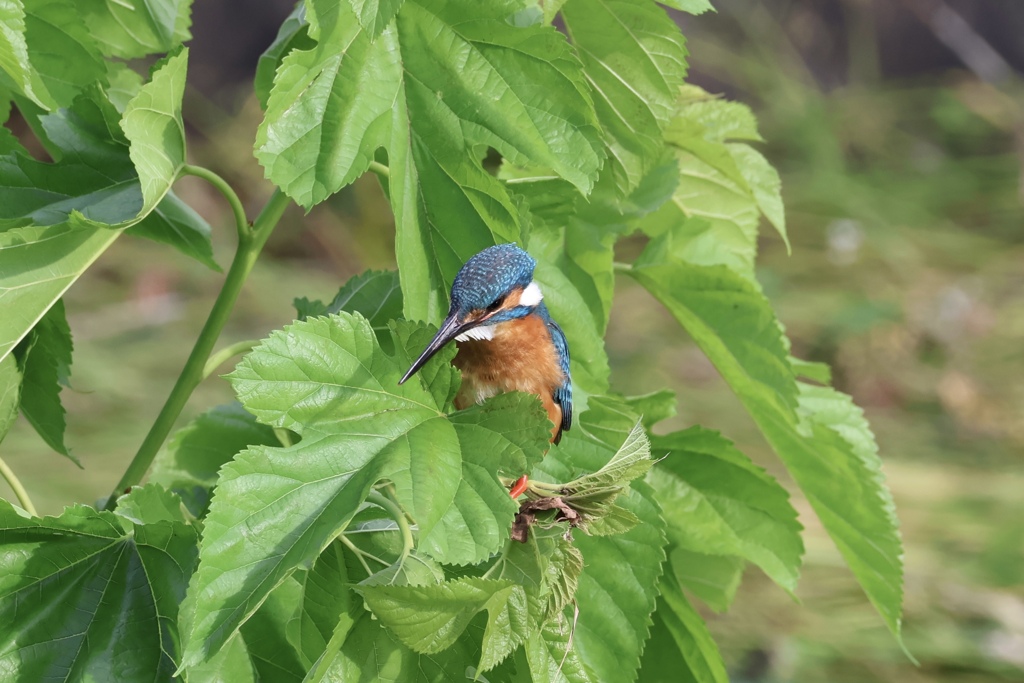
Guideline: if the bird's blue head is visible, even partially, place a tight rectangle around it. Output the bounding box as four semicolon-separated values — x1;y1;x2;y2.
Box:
400;244;544;384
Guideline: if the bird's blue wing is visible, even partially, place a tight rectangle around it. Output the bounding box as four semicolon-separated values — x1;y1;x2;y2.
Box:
547;319;572;436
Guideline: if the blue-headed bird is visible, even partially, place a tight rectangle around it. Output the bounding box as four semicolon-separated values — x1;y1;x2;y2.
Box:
399;244;572;494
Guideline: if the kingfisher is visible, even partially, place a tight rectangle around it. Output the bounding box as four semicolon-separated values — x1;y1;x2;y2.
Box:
399;244;572;495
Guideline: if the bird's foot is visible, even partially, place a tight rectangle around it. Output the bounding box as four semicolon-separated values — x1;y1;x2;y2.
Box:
508;474;529;498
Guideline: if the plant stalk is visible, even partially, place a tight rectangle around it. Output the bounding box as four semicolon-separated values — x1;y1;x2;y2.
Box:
105;188;290;509
0;456;37;516
202;339;259;379
367;490;414;560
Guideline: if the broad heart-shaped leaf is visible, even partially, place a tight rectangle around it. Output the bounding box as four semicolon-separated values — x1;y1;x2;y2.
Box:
180;312;550;667
647;426;803;594
357;577;528;672
0;49;209;365
637;569;728;683
257;0;603;323
0;500;198;679
151;402;278;518
79;0;193;59
13;298;75;459
625;256;905;640
561;0;687;195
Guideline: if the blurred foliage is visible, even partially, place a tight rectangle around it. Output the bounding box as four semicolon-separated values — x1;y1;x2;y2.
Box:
1;0;1022;681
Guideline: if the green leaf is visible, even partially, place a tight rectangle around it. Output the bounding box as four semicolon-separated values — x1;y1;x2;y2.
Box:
257;0;603;322
519;618;596;683
294;269;403;351
79;0;193;59
115;483;189;525
0;50;202;365
0;0;56;109
656;0;714;14
350;0;404;36
573;482;666;682
533;425;666;683
659;570;729;683
625;255;905;639
0;223;120;363
14;299;74;460
640;87;788;276
180;313;550;666
0;351;20;445
333;611;482;682
22;0;107;108
0;500;199;679
775;384;906;638
151;402;278;518
666;547;743;613
255;2;312;110
128;191;220;271
648;426;803;593
626;259;798;419
357;577;528;671
622;389;677;429
297;542;350;666
240;577;307;683
562;0;687;194
121;48;190;216
186;634;255;683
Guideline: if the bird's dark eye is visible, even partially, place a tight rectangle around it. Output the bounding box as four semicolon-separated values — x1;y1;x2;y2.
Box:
486;295;506;312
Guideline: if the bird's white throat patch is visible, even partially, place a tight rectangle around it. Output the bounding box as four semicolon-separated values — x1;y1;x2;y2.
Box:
455;326;495;342
519;281;544;307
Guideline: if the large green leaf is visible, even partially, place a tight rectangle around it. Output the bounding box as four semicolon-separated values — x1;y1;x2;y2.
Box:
79;0;193;59
150;402;278;518
533;423;667;683
179;312;550;667
13;298;74;459
21;0;107;108
561;0;687;195
0;500;198;679
254;2;312;110
625;252;905;639
332;611;483;682
0;49;208;365
639;86;788;277
257;0;603;322
294;269;403;351
639;570;728;683
0;0;56;109
648;426;803;593
357;577;528;672
665;547;743;613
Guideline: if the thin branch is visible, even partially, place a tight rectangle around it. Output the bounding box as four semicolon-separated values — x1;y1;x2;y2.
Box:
0;456;37;516
202;340;258;379
180;164;251;242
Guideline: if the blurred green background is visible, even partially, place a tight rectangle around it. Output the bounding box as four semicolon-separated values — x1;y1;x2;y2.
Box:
3;1;1022;681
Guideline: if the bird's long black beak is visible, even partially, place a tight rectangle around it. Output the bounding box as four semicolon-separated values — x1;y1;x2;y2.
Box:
399;313;465;384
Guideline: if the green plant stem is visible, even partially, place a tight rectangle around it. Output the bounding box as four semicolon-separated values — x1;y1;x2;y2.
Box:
105;188;291;509
0;456;37;516
367;160;390;178
202;340;259;379
180;164;249;241
612;261;632;273
367;490;414;559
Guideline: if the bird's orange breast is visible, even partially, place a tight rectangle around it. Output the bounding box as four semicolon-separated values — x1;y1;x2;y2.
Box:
453;315;564;441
